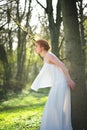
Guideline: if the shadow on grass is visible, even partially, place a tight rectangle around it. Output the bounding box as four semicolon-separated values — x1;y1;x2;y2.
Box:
0;89;49;113
0;102;45;112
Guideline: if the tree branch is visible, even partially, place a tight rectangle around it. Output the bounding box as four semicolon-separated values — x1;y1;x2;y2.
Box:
58;37;64;51
79;16;87;24
0;22;7;30
10;15;35;42
0;0;15;6
20;0;27;21
36;0;46;10
56;0;61;24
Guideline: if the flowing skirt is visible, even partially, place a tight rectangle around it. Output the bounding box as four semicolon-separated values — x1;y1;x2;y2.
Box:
40;81;73;130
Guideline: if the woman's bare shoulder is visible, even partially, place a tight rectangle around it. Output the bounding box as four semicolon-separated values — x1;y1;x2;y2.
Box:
45;52;59;64
47;52;58;59
46;52;54;57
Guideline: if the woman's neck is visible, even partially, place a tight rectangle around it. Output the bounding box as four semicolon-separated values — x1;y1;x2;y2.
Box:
40;50;48;58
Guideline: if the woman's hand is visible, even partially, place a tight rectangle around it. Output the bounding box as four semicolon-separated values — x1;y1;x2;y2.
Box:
67;79;76;90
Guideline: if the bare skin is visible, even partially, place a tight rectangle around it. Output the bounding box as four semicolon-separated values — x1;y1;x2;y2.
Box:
34;42;76;89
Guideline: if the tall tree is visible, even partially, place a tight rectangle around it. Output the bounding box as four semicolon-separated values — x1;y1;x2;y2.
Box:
78;0;86;47
16;0;32;91
0;0;14;94
60;0;87;129
0;45;10;96
36;0;62;56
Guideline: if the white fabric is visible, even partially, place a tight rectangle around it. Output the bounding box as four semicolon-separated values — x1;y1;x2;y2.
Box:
31;63;73;130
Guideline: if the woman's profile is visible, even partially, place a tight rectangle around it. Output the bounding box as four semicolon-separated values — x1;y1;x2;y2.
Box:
31;39;75;130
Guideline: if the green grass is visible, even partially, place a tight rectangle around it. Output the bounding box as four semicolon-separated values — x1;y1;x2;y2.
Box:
0;89;86;130
0;89;48;130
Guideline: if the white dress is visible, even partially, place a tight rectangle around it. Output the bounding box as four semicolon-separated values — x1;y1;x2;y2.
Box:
31;62;73;130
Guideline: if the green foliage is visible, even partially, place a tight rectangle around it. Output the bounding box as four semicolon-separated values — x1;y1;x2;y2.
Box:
0;39;43;95
0;90;48;130
0;88;86;130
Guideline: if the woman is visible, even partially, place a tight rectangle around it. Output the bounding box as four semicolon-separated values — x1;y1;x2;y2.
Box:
31;39;75;130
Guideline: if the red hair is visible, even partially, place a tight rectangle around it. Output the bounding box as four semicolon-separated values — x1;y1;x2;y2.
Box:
35;39;50;51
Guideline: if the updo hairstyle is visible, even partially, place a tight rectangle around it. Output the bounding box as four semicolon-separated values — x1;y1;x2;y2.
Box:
35;39;50;51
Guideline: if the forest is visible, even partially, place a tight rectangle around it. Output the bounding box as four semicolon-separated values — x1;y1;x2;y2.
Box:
0;0;87;130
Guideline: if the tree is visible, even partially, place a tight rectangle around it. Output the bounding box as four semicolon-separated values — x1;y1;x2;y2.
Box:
0;45;10;97
0;0;34;94
60;0;87;129
36;0;62;56
15;0;32;91
0;0;14;96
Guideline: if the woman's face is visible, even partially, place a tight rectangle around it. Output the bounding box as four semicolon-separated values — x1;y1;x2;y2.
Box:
34;42;42;54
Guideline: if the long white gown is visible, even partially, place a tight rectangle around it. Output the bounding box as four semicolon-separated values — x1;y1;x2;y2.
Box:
31;62;73;130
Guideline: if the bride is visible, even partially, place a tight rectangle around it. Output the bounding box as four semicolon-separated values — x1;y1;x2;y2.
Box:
31;39;75;130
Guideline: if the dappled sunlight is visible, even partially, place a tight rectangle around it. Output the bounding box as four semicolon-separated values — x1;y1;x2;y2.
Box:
0;0;87;129
0;91;47;130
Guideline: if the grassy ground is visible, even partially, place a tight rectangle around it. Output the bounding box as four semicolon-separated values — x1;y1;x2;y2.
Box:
0;89;49;130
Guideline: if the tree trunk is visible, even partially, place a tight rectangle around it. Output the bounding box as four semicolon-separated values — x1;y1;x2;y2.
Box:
16;0;32;91
61;0;87;129
79;0;86;48
0;45;10;97
46;0;61;56
16;0;26;90
36;0;61;56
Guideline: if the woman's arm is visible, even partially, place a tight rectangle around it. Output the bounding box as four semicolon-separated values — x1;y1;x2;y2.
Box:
46;52;76;89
